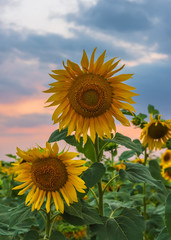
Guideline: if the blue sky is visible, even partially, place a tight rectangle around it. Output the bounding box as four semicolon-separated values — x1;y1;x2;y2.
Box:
0;0;170;160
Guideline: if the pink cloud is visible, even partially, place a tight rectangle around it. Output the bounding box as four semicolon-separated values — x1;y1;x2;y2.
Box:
1;123;142;162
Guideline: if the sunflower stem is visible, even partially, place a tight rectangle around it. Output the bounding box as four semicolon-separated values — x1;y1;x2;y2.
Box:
94;134;104;216
45;210;51;239
143;147;148;220
38;210;46;224
102;174;119;195
49;214;60;237
89;187;99;206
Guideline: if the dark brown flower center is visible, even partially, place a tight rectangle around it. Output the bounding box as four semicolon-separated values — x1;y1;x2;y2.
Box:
31;158;68;191
148;122;168;139
68;73;113;117
166;167;171;177
163;152;171;162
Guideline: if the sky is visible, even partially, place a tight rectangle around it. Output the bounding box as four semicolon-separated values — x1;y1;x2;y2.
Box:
0;0;171;161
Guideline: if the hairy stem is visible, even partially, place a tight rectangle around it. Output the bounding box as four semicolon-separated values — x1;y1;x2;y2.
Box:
143;147;148;220
102;174;119;195
94;134;104;216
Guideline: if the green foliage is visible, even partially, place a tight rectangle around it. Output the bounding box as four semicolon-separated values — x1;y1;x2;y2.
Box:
148;104;159;116
165;193;171;237
63;201;103;226
104;133;143;155
50;230;66;240
91;208;145;240
82;162;105;188
156;227;171;240
119;150;135;160
166;138;171;149
149;160;163;180
119;162;167;194
23;230;39;240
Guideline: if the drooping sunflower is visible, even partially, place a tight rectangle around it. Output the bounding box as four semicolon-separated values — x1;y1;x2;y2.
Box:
45;48;138;143
161;163;171;182
13;142;88;213
132;158;144;164
140;114;171;150
161;149;171;166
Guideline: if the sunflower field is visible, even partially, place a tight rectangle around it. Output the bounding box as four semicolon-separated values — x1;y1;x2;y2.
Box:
0;49;171;240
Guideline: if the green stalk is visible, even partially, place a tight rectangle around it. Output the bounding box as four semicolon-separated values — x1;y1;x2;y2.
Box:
94;135;104;216
143;147;148;220
89;188;99;206
102;174;119;195
45;211;51;239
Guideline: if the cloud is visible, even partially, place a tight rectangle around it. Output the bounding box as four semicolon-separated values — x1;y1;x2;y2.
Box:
69;0;152;32
0;113;51;130
0;0;98;37
129;62;171;119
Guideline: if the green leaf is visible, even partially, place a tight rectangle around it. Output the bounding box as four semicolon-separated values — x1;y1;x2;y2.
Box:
104;133;143;154
165;192;171;236
121;109;135;116
23;230;39;240
63;201;102;226
83;136;96;161
166;138;171;150
81;202;103;225
48;128;68;143
137;113;147;121
82;162;105;188
64;135;78;146
119;162;167;194
148;104;159;115
50;230;66;240
119;150;135;161
157;227;171;240
64;201;83;219
9;203;32;228
91;208;145;240
149;160;163;180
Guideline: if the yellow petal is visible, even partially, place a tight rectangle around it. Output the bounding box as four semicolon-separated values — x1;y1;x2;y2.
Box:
90;118;96;143
65;182;78;202
37;191;46;210
60;188;70;206
94;50;106;73
35;189;44;209
46;142;52;153
25;185;36;204
52;143;59;155
67;60;83;75
13;180;31;190
55;191;64;213
89;48;97;72
18;182;34;195
108;74;134;83
52;191;59;211
46;191;51;213
81;50;89;72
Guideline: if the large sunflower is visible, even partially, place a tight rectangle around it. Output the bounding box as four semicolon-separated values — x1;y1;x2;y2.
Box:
13;142;87;213
45;48;138;143
140;114;171;150
161;163;171;182
161;149;171;166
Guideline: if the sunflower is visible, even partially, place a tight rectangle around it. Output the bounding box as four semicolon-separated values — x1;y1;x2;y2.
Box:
161;149;171;166
13;142;88;213
140;114;171;150
161;163;171;182
45;48;138;143
132;158;144;164
114;161;126;171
